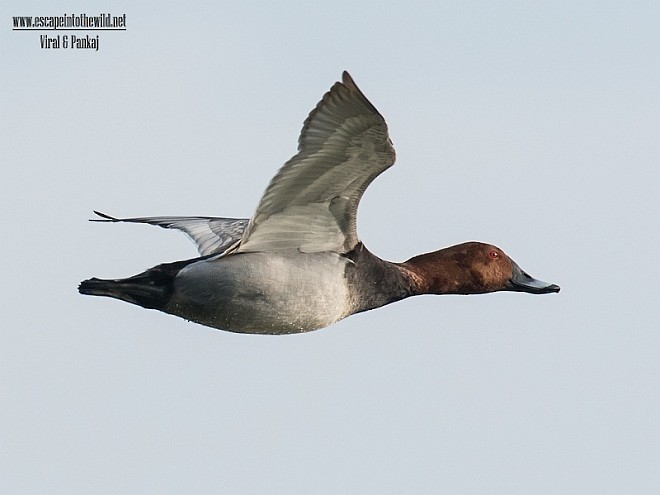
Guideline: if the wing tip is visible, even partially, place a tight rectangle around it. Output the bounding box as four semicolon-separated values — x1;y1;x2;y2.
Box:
339;70;378;114
90;210;118;222
341;70;360;92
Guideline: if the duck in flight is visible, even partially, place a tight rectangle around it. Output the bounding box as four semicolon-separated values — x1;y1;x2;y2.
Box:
79;72;559;334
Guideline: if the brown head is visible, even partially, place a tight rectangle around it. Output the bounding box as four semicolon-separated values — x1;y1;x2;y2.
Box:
402;241;560;296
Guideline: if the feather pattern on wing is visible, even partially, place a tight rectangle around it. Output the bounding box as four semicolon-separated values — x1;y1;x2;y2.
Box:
91;211;248;256
237;71;396;254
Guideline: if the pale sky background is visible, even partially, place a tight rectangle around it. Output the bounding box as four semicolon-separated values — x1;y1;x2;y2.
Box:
1;1;658;494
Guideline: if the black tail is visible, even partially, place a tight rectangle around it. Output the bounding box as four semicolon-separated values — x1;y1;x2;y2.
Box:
79;258;194;311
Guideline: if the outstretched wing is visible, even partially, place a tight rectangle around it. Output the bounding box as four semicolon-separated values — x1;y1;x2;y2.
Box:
237;71;396;254
92;211;248;256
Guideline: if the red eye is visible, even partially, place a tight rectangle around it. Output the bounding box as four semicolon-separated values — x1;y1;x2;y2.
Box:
489;249;499;260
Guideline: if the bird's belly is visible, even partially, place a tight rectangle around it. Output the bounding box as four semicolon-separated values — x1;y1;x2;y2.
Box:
167;252;352;334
